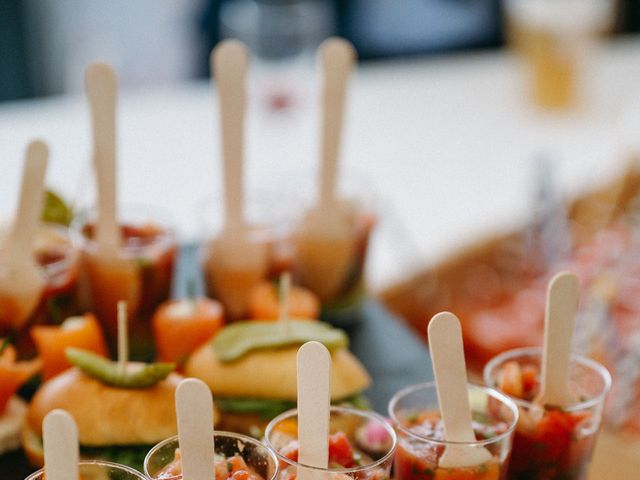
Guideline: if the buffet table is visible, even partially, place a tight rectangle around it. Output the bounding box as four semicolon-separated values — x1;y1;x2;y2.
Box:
2;35;640;480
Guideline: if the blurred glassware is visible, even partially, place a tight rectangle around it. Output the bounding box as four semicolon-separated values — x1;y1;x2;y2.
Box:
0;223;81;359
505;0;615;110
75;205;177;361
220;0;333;114
198;190;297;320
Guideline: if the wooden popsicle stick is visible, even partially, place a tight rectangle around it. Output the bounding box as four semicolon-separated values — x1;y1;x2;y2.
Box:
428;312;492;468
4;140;49;255
212;40;248;232
297;341;331;480
43;409;79;480
85;62;121;253
0;140;48;329
117;300;128;374
536;271;579;408
318;38;355;210
176;378;215;480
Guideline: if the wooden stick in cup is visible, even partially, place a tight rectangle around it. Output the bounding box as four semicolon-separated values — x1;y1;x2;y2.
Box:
297;341;331;480
318;37;355;211
85;62;120;254
428;312;492;468
207;40;268;318
536;271;579;408
176;378;215;480
295;38;357;302
117;300;128;374
0;140;48;329
43;409;79;480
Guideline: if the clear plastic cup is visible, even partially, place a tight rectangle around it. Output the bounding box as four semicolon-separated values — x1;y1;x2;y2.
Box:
505;0;614;109
264;406;396;480
0;223;81;359
25;460;146;480
199;191;296;320
292;197;376;326
483;347;612;480
75;205;177;360
388;382;519;480
144;431;279;480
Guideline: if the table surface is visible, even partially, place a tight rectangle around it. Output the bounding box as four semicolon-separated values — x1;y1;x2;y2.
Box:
2;37;640;293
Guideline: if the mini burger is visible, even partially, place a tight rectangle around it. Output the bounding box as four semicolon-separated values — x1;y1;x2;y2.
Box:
185;319;371;436
21;349;217;470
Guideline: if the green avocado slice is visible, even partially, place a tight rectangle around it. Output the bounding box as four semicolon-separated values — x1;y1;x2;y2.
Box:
66;348;175;388
216;394;370;420
213;320;349;362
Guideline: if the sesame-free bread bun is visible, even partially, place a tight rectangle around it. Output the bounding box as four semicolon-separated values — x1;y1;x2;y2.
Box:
25;368;181;447
185;344;371;401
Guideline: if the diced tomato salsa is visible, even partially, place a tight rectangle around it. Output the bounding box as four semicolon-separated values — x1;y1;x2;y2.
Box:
157;450;264;480
277;430;389;480
494;362;597;480
393;410;506;480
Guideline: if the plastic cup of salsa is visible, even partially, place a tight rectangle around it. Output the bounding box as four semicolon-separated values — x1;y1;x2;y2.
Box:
25;459;147;480
388;382;519;480
264;405;396;480
483;347;611;480
144;431;279;480
198;191;296;321
75;206;177;361
0;223;81;359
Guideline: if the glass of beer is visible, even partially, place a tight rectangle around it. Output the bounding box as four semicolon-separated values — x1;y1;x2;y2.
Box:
505;0;614;110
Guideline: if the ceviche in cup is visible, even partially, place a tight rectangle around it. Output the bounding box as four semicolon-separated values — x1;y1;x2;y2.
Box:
0;223;80;359
144;431;279;480
25;459;147;480
293;196;376;326
76;206;176;360
483;347;611;480
199;191;296;321
388;382;519;480
264;406;396;480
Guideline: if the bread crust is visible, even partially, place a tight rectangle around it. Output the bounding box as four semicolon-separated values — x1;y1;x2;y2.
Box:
26;368;181;447
185;345;371;400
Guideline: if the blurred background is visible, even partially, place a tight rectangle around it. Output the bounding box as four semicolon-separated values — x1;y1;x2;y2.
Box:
1;0;639;101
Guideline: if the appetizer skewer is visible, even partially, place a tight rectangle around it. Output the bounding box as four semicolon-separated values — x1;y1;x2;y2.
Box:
22;302;182;470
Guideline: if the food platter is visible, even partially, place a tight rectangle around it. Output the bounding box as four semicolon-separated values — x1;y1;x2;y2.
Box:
0;243;433;480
